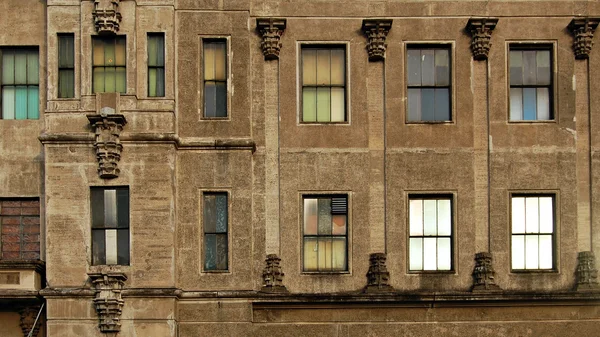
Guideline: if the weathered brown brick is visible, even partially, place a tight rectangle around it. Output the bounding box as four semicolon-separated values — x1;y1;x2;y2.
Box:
21;251;40;260
1;200;21;208
22;225;40;234
22;234;39;243
23;243;40;252
2;243;21;252
22;217;40;225
1;234;21;243
1;224;19;234
21;207;40;216
1;216;21;225
1;207;21;216
21;200;40;208
1;251;19;259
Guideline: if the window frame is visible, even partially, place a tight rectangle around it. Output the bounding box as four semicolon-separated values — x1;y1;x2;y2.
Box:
90;186;130;266
147;32;165;98
404;42;454;124
406;193;455;273
200;190;231;273
200;37;230;120
297;41;350;125
57;33;75;99
507;42;556;123
0;46;40;120
509;192;558;272
301;193;350;274
91;35;127;94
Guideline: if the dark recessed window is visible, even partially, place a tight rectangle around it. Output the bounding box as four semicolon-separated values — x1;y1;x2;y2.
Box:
203;192;228;271
147;33;165;97
58;34;75;98
91;187;130;265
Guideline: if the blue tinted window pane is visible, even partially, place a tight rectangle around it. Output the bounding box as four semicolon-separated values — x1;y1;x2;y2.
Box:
523;88;537;120
421;88;435;121
434;88;450;121
215;194;227;233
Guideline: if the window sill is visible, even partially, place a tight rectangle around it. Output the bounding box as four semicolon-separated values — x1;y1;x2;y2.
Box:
510;269;558;274
407;270;455;275
405;120;454;125
299;122;350;126
88;265;131;274
301;271;351;275
201;270;231;274
200;117;230;121
507;119;557;124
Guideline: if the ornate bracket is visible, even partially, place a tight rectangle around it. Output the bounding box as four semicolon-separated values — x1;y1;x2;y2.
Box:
260;254;288;293
466;18;499;61
87;113;127;179
20;306;42;337
568;17;600;59
361;19;393;61
575;251;599;291
88;272;127;333
256;18;287;60
471;252;502;292
363;253;394;293
93;0;122;35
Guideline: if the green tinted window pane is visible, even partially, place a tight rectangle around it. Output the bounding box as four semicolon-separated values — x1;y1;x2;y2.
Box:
302;49;317;85
115;38;126;65
104;67;116;92
215;194;227;233
15;86;27;120
317;198;332;235
93;68;105;93
302;87;316;122
2;87;15;119
155;68;165;97
330;49;345;86
148;36;158;66
148;68;157;97
204;234;217;270
59;70;74;98
27;86;39;119
104;42;115;66
509;51;523;85
26;51;38;85
215;82;227;117
14;51;27;84
3;51;14;84
316;49;330;85
116;67;126;93
59;35;74;67
203;194;216;233
216;234;228;270
316;87;331;122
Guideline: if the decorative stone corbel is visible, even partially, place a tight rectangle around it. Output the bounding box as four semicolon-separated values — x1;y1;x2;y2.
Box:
575;251;599;291
471;252;502;292
363;253;394;293
568;17;600;59
87;112;127;179
466;18;499;61
20;306;42;337
361;19;393;61
93;0;122;35
256;18;287;60
88;272;127;333
260;254;288;293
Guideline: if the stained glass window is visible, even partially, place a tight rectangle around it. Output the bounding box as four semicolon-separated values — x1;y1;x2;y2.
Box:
408;196;452;271
511;195;554;270
203;40;227;118
91;187;130;265
509;47;553;121
148;33;165;97
1;48;39;119
203;192;228;271
92;36;126;93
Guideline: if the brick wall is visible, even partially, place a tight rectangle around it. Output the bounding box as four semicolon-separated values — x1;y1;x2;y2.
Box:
0;199;40;260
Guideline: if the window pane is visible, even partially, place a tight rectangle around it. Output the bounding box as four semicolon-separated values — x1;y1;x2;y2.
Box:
421;49;435;86
434;49;449;86
148;35;158;66
437;237;451;270
104;42;115;66
423;238;437;270
316;49;330;85
92;229;106;265
332;214;347;235
407;88;421;122
522;88;537;121
117;228;129;265
539;197;553;233
15;86;27;120
434;88;450;121
525;235;539;269
317;198;332;235
27;86;39;119
330;49;345;86
523;50;537;85
116;66;126;93
148;68;157;97
105;229;118;265
216;233;228;270
536;50;551;85
155;68;165;97
409;238;423;270
2;87;15;119
2;51;14;84
14;51;27;84
303;237;318;271
215;194;227;233
511;197;525;234
302;49;317;85
539;235;553;269
302;87;317;122
59;35;74;68
509;51;523;85
93;68;105;93
104;67;116;93
407;49;421;86
204;234;217;270
116;189;129;229
317;238;332;271
437;199;451;236
26;52;38;85
330;87;345;122
214;42;226;81
423;199;437;235
204;82;216;117
59;69;74;98
421;88;435;121
203;194;216;233
409;199;423;236
331;237;346;271
509;88;523;121
536;88;550;120
304;198;318;235
525;197;539;233
204;42;215;80
512;235;525;269
93;39;105;66
91;189;105;228
115;38;126;66
316;87;331;122
215;82;227;117
104;190;117;228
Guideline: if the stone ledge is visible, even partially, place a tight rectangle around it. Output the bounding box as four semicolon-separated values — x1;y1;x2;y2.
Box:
0;260;45;274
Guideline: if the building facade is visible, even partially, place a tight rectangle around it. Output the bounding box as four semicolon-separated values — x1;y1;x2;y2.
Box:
1;0;600;336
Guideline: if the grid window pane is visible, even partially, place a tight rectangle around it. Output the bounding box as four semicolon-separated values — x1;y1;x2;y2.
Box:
2;48;39;119
148;33;165;97
303;196;348;272
92;36;126;93
91;187;130;266
203;192;228;271
301;46;346;123
203;40;227;117
511;195;554;270
509;46;553;121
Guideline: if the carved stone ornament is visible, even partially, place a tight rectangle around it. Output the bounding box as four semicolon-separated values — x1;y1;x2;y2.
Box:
363;253;394;293
471;252;502;292
93;0;122;35
256;18;287;60
87;113;127;179
361;19;393;61
568;18;600;59
260;254;288;293
88;272;127;333
575;251;599;291
466;18;499;61
20;306;42;337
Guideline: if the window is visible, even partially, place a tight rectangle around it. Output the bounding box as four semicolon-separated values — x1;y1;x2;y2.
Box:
92;36;126;93
0;199;40;260
203;40;227;118
509;46;552;121
301;46;346;123
406;46;451;122
147;33;165;97
408;196;452;271
511;195;554;270
203;192;228;271
91;187;129;265
58;34;75;98
1;48;39;119
303;195;348;272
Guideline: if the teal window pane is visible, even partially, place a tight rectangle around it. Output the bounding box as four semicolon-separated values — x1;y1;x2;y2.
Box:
27;86;39;119
204;234;217;270
215;194;227;233
15;86;27;120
